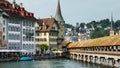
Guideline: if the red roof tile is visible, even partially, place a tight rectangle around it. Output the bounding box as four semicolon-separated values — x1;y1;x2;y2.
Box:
0;0;36;20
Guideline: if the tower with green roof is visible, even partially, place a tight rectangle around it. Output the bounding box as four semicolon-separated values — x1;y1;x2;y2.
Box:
55;0;65;49
55;0;65;39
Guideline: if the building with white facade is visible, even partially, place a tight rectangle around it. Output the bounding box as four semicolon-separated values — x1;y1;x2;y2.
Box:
0;0;36;55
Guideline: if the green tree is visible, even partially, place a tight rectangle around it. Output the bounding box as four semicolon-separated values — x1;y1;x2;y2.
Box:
80;23;85;28
90;28;103;39
100;19;110;28
114;20;120;30
90;28;109;39
103;29;109;36
86;21;97;28
40;44;48;53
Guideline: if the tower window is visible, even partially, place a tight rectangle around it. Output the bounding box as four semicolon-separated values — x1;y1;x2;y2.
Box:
3;35;5;40
3;20;5;25
3;28;5;32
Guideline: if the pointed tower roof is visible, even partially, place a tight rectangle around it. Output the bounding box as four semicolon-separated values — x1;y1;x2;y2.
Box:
110;13;114;30
13;0;16;4
55;0;64;21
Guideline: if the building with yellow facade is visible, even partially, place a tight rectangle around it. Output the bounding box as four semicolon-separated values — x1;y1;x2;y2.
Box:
35;17;60;51
35;0;65;52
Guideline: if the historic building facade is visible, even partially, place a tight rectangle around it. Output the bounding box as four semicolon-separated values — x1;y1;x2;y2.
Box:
35;18;59;51
35;0;65;51
0;0;36;54
0;23;6;49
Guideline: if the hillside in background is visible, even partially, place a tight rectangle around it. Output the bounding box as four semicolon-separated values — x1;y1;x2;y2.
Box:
65;19;120;39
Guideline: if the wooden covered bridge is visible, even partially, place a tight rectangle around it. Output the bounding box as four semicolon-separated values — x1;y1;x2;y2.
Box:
66;35;120;68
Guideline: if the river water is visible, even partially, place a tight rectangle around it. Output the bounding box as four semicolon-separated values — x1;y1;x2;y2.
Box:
0;59;113;68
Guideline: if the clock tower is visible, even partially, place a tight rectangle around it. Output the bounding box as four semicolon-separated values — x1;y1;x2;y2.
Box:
55;0;65;49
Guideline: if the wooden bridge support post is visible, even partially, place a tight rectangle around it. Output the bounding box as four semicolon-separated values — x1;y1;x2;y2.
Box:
77;54;79;60
105;58;108;66
70;54;72;59
83;55;86;61
92;56;95;63
73;54;74;59
84;55;87;61
114;59;118;68
97;57;101;64
87;55;90;62
81;55;84;61
78;55;80;60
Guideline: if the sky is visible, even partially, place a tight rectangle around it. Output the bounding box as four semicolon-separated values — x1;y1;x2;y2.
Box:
8;0;120;25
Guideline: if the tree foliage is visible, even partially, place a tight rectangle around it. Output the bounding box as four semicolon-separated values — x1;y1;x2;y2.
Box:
39;44;48;52
87;19;111;38
64;23;73;28
114;20;120;30
90;28;109;39
65;18;120;39
100;19;110;28
80;23;85;28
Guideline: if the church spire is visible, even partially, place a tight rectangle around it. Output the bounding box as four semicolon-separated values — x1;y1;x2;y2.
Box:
55;0;64;21
110;13;113;31
110;13;114;36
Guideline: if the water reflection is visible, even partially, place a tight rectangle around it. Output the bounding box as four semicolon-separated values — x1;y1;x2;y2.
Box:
0;59;114;68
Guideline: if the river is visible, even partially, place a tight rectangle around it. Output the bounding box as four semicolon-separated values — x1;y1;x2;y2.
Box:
0;59;114;68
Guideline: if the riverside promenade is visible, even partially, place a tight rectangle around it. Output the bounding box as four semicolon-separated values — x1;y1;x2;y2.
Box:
0;52;64;61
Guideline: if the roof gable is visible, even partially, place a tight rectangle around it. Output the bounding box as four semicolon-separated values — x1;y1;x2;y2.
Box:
37;18;59;32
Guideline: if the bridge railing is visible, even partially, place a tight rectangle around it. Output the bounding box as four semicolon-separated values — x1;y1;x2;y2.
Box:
68;50;120;56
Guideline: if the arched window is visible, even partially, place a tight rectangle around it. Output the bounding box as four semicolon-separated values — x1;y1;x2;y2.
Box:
23;44;25;49
23;22;25;26
32;37;34;41
23;29;25;34
13;26;15;31
11;34;13;40
32;44;34;49
29;44;31;49
23;36;25;41
16;27;19;31
9;43;11;49
32;30;34;33
31;22;34;27
26;44;28;49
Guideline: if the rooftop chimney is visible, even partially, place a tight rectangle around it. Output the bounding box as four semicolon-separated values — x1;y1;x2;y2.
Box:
50;15;53;18
20;3;23;8
12;0;16;9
